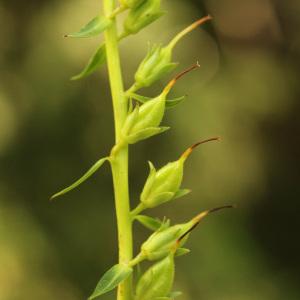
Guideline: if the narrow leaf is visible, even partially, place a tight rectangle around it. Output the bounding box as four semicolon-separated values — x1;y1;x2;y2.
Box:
66;15;112;38
71;44;106;80
135;215;162;231
50;157;108;200
89;264;133;299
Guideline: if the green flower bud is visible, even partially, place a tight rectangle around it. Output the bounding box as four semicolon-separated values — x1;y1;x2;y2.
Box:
140;205;233;261
122;65;200;144
122;93;167;144
134;45;177;89
141;138;219;208
135;254;175;300
123;0;164;35
120;0;146;8
141;223;187;261
131;15;212;90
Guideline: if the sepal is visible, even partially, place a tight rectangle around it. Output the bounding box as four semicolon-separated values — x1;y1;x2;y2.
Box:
135;215;163;231
126;126;169;144
129;93;186;109
175;248;190;257
124;0;164;35
134;254;175;300
173;189;191;200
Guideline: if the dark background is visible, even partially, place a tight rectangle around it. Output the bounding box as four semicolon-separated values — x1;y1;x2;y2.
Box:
0;0;299;299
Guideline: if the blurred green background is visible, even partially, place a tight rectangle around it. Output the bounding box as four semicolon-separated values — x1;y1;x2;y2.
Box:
0;0;300;299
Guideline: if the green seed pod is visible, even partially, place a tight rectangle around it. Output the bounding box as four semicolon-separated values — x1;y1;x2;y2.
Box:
120;0;146;8
122;93;167;144
135;254;175;300
140;205;233;261
141;138;219;208
134;45;177;89
141;224;187;261
123;0;164;35
123;65;200;144
131;15;212;90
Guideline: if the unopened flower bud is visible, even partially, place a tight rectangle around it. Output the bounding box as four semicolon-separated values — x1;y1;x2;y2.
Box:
135;254;175;300
122;65;199;144
131;15;212;90
141;137;219;208
141;223;187;261
140;205;233;261
134;45;176;89
123;0;164;35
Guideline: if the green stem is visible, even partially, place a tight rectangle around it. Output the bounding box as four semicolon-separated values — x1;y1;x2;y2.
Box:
130;203;146;218
103;1;133;300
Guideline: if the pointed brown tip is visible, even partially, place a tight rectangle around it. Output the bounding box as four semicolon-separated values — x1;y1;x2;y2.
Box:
208;205;235;214
193;15;213;28
163;63;200;95
181;136;220;160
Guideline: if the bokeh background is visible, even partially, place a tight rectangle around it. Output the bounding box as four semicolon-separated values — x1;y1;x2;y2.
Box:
1;0;300;299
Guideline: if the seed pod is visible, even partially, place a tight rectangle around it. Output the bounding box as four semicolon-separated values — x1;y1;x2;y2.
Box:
135;254;175;300
134;45;176;89
131;16;212;90
140;205;233;261
140;138;219;208
141;223;187;261
120;0;146;8
123;0;164;35
122;65;199;144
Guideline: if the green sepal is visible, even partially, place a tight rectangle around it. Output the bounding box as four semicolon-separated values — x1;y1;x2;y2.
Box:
135;215;162;231
169;291;183;299
122;105;140;136
140;161;157;201
175;248;190;257
65;15;112;38
135;254;175;300
126;126;169;144
130;93;186;109
165;95;186;109
173;189;191;200
50;157;108;200
148;192;175;208
71;44;106;80
88;264;133;299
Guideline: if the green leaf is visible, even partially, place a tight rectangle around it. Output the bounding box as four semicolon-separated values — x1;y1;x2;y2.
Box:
175;248;190;257
71;44;106;80
173;189;191;200
66;15;112;38
89;264;133;299
129;93;186;109
135;215;162;231
50;157;108;200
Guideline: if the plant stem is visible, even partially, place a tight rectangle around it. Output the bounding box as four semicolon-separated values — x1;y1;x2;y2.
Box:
103;1;133;300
